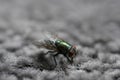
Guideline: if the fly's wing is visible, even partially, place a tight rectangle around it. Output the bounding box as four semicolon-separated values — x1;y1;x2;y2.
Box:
32;32;58;50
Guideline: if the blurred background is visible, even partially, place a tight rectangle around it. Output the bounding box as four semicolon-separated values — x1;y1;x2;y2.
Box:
1;0;120;80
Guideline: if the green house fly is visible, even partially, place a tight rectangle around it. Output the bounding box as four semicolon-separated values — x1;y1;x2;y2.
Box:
32;33;77;68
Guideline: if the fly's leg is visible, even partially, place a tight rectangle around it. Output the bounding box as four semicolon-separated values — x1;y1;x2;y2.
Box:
65;55;73;65
45;50;58;66
53;53;59;68
52;53;65;80
45;50;56;55
44;50;58;70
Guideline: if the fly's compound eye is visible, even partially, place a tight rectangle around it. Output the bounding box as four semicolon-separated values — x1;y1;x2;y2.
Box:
69;45;77;58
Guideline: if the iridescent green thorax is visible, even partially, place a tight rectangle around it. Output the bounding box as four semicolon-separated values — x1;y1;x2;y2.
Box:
55;40;72;53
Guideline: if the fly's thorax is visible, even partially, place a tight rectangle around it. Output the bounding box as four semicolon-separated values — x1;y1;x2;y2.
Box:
55;40;72;53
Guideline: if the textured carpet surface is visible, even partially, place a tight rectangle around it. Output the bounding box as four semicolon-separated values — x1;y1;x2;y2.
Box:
0;0;120;80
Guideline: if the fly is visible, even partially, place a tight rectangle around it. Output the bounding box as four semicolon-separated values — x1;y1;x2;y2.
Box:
32;33;77;68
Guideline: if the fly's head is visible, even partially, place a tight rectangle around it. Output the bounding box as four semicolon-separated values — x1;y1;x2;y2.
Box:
67;45;77;64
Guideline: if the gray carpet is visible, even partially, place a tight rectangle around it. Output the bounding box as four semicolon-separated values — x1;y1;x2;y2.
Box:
0;0;120;80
